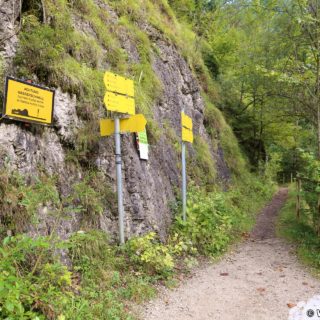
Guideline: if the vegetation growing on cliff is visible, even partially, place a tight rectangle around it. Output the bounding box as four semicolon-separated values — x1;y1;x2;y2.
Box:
3;0;313;318
13;0;246;184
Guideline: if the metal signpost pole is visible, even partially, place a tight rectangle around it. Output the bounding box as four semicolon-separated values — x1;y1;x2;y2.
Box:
103;71;146;244
114;116;125;245
182;139;187;222
181;108;187;222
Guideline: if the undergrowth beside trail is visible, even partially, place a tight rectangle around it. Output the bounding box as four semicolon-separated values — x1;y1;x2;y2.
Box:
0;174;274;319
277;185;320;277
0;1;278;319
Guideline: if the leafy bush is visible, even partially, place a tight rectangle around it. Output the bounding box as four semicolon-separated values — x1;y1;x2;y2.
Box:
295;150;320;232
278;187;320;271
125;232;175;277
0;235;72;320
173;177;273;256
173;186;234;255
67;230;156;319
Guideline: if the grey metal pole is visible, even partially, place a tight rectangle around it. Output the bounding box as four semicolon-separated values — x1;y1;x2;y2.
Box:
181;106;187;222
182;141;187;221
115;117;125;244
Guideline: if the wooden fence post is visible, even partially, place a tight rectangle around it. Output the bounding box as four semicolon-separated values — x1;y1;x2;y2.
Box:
296;177;301;219
318;193;320;235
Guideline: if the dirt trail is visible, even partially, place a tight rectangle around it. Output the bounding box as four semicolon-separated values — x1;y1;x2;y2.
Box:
141;188;320;320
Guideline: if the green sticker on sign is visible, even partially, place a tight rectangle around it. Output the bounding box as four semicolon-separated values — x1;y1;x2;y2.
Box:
138;130;148;144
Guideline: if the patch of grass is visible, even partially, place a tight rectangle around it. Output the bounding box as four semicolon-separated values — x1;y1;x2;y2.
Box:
189;136;216;187
67;171;117;228
146;118;162;145
163;121;181;155
0;235;72;320
277;185;320;275
203;94;247;177
0;170;60;237
230;173;276;232
0;168;117;237
66;230;158;319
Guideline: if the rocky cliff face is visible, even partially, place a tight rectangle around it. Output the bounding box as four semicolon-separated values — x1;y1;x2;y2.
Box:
0;0;230;241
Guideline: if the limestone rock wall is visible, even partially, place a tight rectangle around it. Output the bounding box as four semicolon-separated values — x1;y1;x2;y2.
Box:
0;0;230;241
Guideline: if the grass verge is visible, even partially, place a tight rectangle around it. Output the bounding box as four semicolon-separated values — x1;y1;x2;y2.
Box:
277;185;320;277
0;174;274;320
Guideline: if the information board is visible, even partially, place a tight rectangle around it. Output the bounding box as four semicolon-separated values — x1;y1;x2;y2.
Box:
3;77;55;125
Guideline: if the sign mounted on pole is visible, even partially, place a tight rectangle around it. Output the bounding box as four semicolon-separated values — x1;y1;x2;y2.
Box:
101;71;147;245
3;77;55;125
181;112;193;143
100;114;147;137
120;114;146;133
104;91;135;115
103;72;135;115
99;118;115;137
137;129;149;160
104;72;134;97
181;110;193;222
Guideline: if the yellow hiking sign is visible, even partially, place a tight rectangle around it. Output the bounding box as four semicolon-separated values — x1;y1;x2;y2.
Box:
104;72;134;97
100;114;147;137
181;112;193;143
103;72;135;115
104;91;135;115
3;77;55;125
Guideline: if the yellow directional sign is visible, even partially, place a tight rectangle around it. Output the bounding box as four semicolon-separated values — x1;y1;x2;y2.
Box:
104;91;135;115
120;114;147;133
100;114;147;137
182;127;194;143
181;112;193;130
100;118;115;137
3;77;55;125
104;72;134;97
181;112;193;143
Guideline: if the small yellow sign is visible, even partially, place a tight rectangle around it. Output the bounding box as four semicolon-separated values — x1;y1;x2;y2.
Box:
120;114;147;133
104;91;135;115
100;118;115;137
181;112;193;130
104;72;134;97
3;77;55;125
100;114;147;137
181;112;193;143
182;127;194;143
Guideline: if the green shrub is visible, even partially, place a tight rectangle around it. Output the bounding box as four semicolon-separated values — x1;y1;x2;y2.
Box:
125;232;174;277
278;186;320;272
67;230;156;319
0;235;72;320
294;150;320;232
174;186;234;255
69;177;104;218
173;178;273;256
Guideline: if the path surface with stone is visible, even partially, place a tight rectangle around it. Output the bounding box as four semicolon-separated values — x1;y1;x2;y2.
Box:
141;188;320;320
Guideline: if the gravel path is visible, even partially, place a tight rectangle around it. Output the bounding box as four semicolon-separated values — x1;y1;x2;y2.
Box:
141;188;320;320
